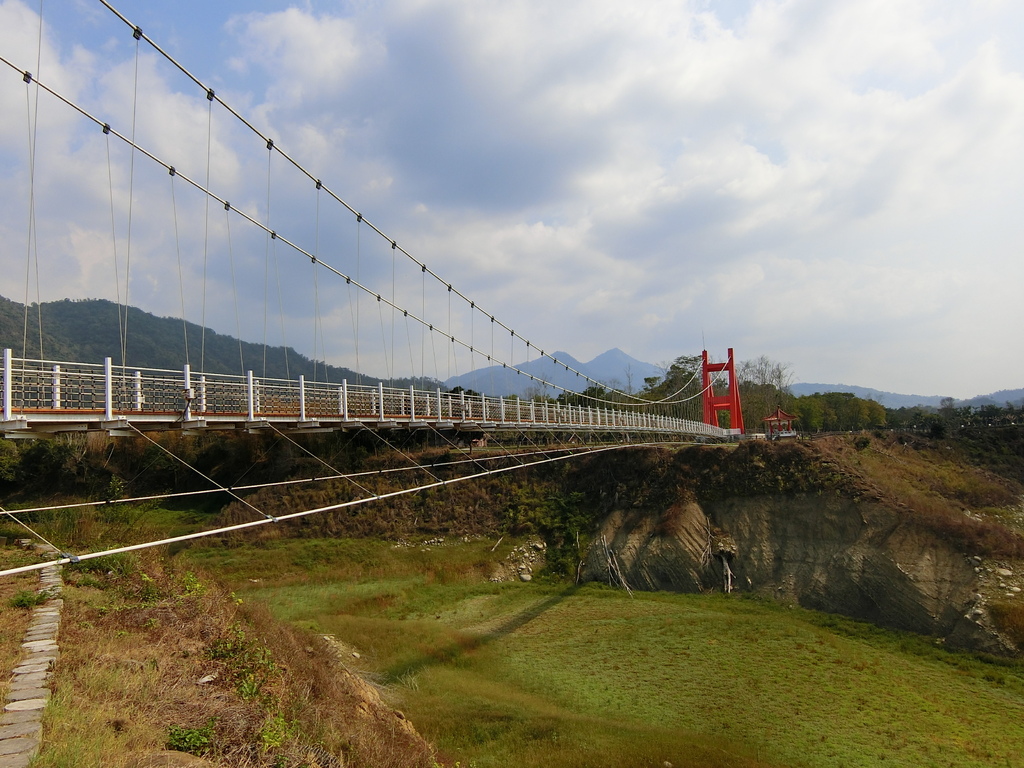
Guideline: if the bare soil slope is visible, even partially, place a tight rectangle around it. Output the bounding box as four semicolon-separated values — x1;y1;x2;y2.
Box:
574;434;1024;655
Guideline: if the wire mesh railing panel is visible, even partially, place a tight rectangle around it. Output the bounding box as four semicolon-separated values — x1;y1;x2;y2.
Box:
303;382;343;419
381;387;407;418
128;371;184;413
255;380;300;416
195;375;250;415
346;386;377;420
11;364;50;411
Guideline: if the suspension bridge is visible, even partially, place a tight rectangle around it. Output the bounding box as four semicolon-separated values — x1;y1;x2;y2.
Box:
0;0;744;575
0;349;724;439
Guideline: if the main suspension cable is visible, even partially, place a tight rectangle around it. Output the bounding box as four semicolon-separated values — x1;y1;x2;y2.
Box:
86;0;674;404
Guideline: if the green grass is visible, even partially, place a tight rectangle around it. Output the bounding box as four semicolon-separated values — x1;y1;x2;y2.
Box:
186;538;1024;768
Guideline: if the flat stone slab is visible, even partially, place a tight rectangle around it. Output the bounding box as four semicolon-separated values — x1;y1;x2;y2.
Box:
24;621;58;631
0;736;39;757
22;629;57;641
10;663;51;676
2;700;46;713
24;629;59;639
20;640;57;652
0;719;41;740
17;653;57;667
0;752;33;768
8;673;47;688
4;688;49;704
0;710;41;727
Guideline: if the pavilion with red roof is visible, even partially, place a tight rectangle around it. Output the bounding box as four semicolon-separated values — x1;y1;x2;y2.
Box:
763;408;798;440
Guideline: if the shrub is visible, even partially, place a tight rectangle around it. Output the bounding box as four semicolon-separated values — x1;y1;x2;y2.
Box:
70;552;138;578
8;589;47;608
166;719;216;756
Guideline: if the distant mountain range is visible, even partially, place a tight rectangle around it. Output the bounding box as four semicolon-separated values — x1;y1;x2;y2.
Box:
444;348;661;398
790;383;1024;409
3;295;1018;407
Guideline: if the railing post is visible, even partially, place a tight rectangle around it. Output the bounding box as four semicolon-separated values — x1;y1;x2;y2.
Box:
104;357;113;420
2;349;12;421
341;379;349;419
437;388;443;420
198;375;206;414
378;382;385;420
246;371;255;421
133;371;142;411
52;364;61;410
459;390;466;421
183;363;193;421
500;397;505;423
409;385;416;420
299;375;307;422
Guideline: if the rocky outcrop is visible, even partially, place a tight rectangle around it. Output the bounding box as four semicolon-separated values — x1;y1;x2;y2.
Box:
582;490;1014;654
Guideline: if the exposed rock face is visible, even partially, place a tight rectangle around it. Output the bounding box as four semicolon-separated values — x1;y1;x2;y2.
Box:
578;450;1016;655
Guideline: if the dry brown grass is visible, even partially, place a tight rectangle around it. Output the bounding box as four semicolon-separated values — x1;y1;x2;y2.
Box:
34;550;437;768
0;544;46;700
989;601;1024;650
810;435;1024;559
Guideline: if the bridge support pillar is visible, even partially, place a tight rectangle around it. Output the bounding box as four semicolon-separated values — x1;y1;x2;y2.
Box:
104;357;113;421
183;364;193;421
246;371;255;421
2;348;10;421
52;365;61;410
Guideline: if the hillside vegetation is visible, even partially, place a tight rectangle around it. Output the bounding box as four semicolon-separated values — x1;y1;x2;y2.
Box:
0;294;435;387
3;427;1024;766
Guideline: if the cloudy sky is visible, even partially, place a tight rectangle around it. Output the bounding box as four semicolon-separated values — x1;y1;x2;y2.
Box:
1;0;1022;398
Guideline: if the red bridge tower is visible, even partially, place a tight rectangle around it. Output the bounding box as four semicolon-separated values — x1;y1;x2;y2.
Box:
701;348;744;434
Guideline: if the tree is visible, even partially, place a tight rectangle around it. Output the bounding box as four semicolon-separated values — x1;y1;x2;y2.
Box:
737;356;794;429
641;355;703;402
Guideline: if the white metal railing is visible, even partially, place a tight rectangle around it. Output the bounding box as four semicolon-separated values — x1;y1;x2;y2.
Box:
0;350;726;438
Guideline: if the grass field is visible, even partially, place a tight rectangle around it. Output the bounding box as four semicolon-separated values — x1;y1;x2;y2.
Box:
187;537;1024;768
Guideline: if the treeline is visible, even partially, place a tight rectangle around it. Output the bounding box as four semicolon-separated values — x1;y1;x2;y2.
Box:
633;351;1024;435
788;391;887;432
887;400;1023;437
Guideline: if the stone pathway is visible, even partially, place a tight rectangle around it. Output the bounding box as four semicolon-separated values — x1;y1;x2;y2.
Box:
1;545;62;768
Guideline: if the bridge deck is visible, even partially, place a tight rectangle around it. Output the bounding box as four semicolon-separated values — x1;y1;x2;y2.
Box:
1;350;725;439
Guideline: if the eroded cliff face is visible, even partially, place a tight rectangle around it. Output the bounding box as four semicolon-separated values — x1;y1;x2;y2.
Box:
574;441;1021;655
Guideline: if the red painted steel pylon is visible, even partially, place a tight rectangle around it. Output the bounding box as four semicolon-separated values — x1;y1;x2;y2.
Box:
702;348;744;434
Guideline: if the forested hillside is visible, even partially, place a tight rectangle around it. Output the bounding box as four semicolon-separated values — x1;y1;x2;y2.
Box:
0;295;438;388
